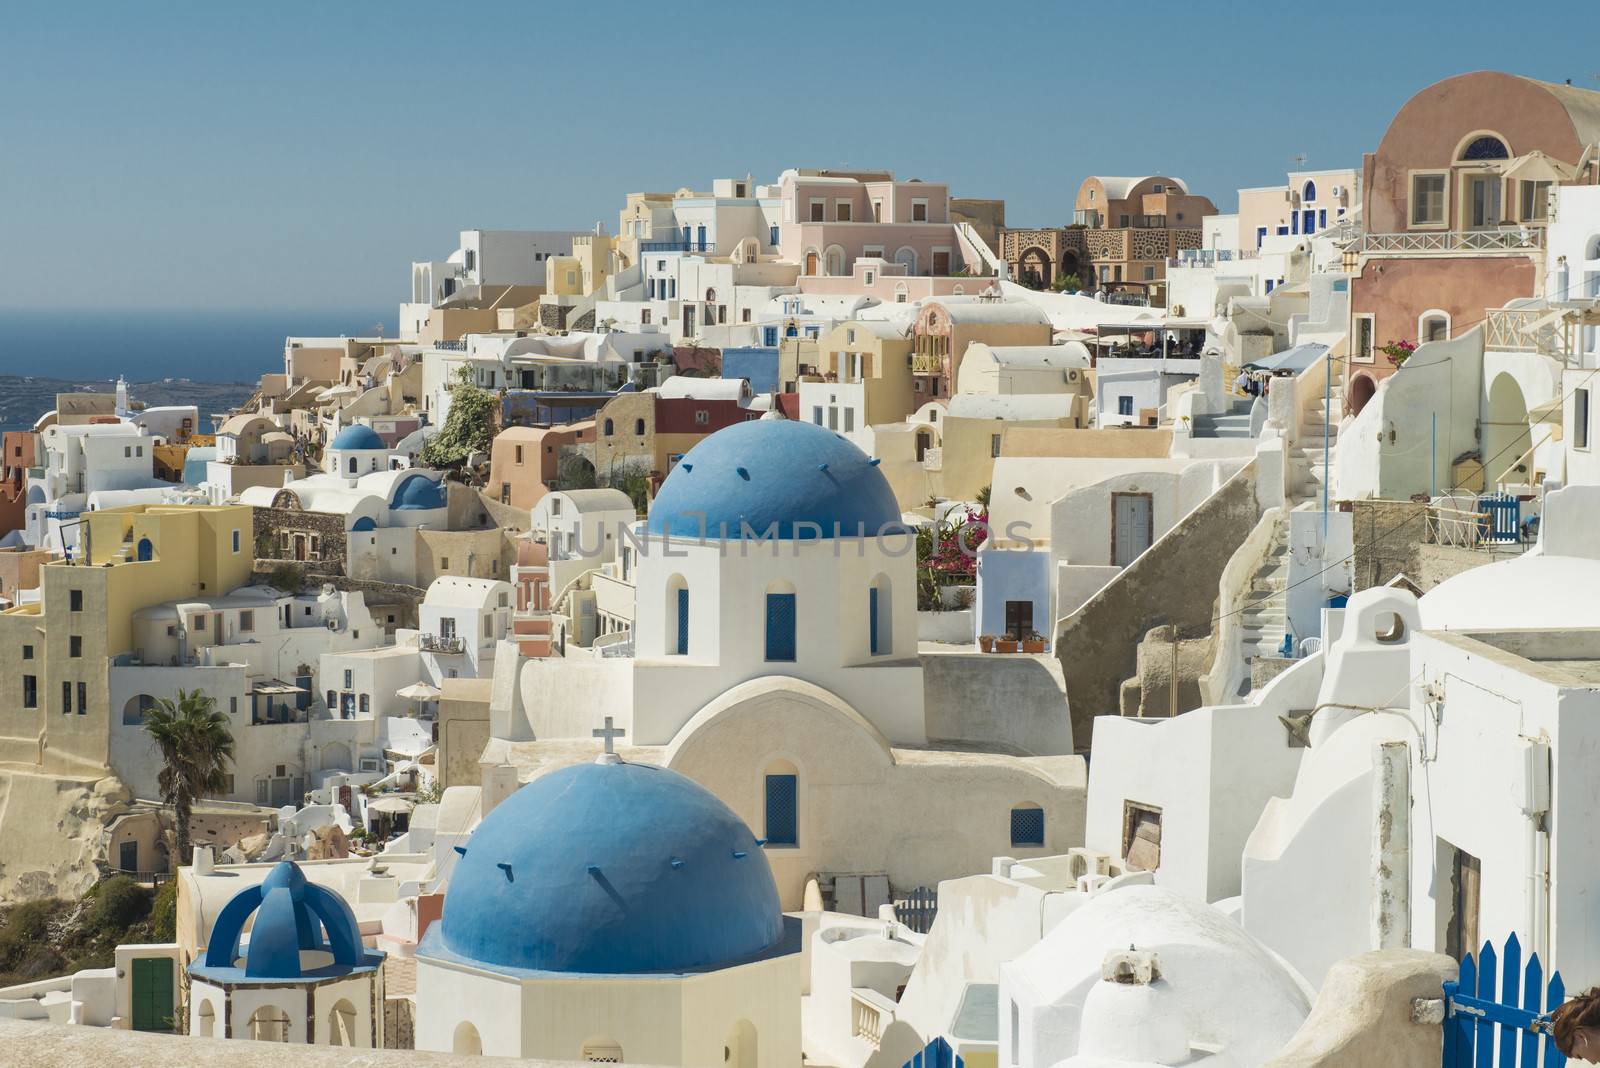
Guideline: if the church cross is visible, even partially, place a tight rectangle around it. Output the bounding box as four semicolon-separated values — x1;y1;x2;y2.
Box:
593;716;626;763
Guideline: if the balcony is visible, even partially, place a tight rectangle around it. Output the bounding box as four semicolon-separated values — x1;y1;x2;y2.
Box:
1168;249;1260;268
1485;304;1599;363
1350;227;1544;256
851;988;897;1050
419;633;466;654
910;354;941;375
1073;210;1102;228
639;239;708;254
1128;214;1168;229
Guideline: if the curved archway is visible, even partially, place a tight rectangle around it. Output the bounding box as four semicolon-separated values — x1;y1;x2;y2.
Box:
894;247;918;275
725;1019;759;1068
1418;309;1451;343
823;245;846;277
1302;180;1317;203
25;485;44;506
248;1004;291;1043
1348;373;1377;417
351;515;376;532
327;998;357;1046
136;537;154;562
453;1020;483;1055
705;287;717;303
1486;373;1532;488
1018;247;1052;290
1059;250;1082;289
1455;131;1511;161
321;742;353;771
122;694;157;726
195;999;215;1038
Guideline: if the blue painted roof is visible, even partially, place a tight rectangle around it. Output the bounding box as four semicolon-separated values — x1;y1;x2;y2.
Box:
435;760;785;975
646;419;902;539
392;473;447;510
189;860;382;983
329;424;385;450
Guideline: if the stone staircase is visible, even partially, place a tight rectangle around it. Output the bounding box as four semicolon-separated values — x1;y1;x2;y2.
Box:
1239;518;1292;661
1190;398;1255;439
1289;382;1344;503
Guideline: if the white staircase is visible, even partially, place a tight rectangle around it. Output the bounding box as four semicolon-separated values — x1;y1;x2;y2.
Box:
1289;381;1344;503
1239;519;1292;661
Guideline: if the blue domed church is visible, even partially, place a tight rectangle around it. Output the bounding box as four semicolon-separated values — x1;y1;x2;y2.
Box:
413;751;801;1063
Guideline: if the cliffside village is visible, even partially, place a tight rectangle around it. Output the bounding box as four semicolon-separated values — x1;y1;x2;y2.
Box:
4;68;1600;1068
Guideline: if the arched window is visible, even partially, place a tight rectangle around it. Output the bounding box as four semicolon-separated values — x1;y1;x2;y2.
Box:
453;1021;483;1055
347;456;358;475
195;1000;215;1038
122;694;157;726
1010;803;1045;848
1302;180;1317;203
764;581;796;662
666;575;689;656
634;418;645;436
868;574;892;657
705;288;717;303
326;689;336;710
327;999;358;1046
764;759;798;847
1459;134;1510;161
1419;311;1451;343
603;418;614;437
725;1019;759;1068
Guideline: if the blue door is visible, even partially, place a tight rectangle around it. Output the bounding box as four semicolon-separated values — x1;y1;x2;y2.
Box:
136;537;153;561
696;225;707;251
675;588;689;656
765;593;796;662
1303;209;1316;234
765;774;797;846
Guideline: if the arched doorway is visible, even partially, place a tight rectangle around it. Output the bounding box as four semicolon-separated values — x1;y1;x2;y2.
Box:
1059;251;1082;290
122;694;157;726
248;1004;291;1042
1018;247;1052;290
327;998;357;1046
804;250;819;275
894;247;918;275
1486;373;1532;488
725;1019;758;1068
915;429;932;462
1348;373;1376;417
453;1020;483;1055
195;1000;215;1038
136;537;153;561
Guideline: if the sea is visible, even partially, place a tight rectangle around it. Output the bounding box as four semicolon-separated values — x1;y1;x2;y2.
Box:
0;306;393;432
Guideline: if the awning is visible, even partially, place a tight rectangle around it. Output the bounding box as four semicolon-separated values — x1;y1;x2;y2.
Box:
367;796;414;815
396;682;441;701
1244;342;1328;374
252;681;306;695
1498;150;1577;185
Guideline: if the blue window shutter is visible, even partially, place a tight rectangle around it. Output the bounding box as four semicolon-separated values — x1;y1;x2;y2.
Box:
1010;807;1044;847
765;593;796;662
869;588;879;655
765;774;797;845
676;588;689;655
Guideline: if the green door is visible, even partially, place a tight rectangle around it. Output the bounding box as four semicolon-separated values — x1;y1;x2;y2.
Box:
130;957;174;1031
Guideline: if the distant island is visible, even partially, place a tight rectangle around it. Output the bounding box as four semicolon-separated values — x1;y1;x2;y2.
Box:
0;374;256;432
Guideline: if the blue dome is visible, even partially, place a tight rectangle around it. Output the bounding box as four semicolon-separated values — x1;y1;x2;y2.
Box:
329;424;385;450
392;473;447;510
647;419;901;539
435;761;784;975
190;861;382;982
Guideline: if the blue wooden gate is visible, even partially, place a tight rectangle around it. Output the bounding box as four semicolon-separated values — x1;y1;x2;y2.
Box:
897;886;938;934
1442;933;1567;1067
1477;494;1521;544
902;1036;963;1068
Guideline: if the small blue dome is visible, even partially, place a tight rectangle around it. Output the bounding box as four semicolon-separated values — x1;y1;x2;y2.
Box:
329;424;385;450
435;761;784;975
647;420;901;539
190;860;382;982
392;473;447;511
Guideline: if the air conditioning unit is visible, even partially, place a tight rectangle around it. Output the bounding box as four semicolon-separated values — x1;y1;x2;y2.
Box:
1331;185;1345;197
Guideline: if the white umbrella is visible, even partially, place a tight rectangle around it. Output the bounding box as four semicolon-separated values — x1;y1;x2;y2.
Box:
395;682;441;701
367;796;414;815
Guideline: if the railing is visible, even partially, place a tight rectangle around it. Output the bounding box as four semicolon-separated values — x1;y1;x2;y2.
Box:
419;633;466;654
1168;249;1261;268
1073;210;1102;228
1485;305;1590;362
1442;934;1566;1068
851;988;896;1049
1128;214;1167;229
639;239;708;253
1352;227;1544;255
433;339;466;351
1106;292;1151;307
910;354;941;375
112;867;171;888
921;447;943;472
895;886;938;934
1426;498;1531;552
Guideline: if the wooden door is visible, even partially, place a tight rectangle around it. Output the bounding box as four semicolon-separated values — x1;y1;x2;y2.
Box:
1112;492;1153;566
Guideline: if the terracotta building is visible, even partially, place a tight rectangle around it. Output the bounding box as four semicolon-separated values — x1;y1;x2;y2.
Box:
1344;71;1600;412
1000;175;1214;303
0;431;35;541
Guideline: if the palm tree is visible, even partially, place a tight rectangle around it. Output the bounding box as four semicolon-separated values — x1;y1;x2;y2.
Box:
143;689;235;872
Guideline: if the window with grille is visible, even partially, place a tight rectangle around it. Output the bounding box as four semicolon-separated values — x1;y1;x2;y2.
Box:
765;774;798;846
765;593;796;662
1010;806;1044;847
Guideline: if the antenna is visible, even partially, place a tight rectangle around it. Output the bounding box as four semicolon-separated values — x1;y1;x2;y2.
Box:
1290;153;1308;170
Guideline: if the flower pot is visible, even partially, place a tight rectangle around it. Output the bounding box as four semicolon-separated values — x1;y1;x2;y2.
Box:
996;640;1019;654
978;636;995;653
1022;640;1046;654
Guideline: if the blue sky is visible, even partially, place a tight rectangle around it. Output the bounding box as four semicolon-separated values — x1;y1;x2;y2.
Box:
3;0;1599;314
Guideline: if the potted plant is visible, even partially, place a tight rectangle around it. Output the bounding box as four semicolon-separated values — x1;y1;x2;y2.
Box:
1022;631;1047;654
979;634;996;653
996;636;1020;654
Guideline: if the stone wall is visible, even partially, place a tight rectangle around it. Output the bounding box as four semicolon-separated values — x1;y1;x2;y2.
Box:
1349;499;1491;593
1056;463;1258;749
251;506;348;577
921;652;1072;755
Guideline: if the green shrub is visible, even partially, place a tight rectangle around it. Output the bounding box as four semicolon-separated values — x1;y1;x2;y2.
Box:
88;875;150;934
149;878;178;943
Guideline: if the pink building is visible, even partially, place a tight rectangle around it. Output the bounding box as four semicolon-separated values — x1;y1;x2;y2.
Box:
778;170;986;279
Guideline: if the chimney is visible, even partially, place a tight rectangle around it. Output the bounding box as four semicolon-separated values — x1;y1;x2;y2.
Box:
192;844;215;875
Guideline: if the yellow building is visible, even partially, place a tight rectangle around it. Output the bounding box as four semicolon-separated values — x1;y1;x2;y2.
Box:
0;505;254;776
